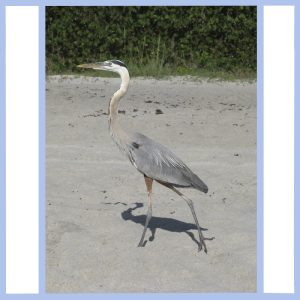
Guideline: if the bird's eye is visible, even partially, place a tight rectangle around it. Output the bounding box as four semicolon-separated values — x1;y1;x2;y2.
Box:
103;61;112;67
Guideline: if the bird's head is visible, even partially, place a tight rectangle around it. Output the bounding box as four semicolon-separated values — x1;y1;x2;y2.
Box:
77;59;127;74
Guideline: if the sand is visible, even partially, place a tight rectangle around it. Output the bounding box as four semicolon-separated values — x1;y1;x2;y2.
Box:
46;75;256;292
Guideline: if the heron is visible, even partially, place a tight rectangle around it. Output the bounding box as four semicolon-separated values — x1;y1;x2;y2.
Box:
77;60;214;253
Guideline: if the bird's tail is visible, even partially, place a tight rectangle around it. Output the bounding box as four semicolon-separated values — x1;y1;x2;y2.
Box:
191;173;208;193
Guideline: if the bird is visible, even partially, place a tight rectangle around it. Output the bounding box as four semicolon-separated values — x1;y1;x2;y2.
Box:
77;59;214;253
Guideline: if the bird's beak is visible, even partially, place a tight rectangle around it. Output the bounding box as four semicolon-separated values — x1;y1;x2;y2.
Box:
77;63;103;69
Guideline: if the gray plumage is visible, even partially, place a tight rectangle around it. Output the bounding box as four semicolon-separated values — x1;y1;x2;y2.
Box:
77;59;214;253
127;132;208;193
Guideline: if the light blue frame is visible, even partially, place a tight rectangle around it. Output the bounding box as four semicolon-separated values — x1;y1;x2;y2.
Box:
0;0;299;298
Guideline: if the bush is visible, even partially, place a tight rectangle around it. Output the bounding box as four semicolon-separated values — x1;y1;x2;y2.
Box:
46;6;256;75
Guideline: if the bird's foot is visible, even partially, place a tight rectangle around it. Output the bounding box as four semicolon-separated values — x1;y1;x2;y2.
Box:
198;235;215;253
137;240;146;247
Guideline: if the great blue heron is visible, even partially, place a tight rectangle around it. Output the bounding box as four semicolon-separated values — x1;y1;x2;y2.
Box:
77;60;214;253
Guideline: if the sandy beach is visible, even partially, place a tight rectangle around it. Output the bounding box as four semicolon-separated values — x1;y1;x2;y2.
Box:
46;75;256;292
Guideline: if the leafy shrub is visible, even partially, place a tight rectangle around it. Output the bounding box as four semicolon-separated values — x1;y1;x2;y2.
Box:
46;6;256;75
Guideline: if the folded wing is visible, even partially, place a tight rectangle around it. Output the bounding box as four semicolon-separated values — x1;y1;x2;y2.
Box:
127;132;208;193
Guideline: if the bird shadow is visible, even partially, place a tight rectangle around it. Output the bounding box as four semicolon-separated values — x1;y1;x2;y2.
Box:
121;202;206;248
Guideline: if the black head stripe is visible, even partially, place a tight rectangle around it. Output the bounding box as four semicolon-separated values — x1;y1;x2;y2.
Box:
111;60;127;68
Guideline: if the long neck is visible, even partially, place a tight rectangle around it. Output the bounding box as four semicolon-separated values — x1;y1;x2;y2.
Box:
108;68;130;144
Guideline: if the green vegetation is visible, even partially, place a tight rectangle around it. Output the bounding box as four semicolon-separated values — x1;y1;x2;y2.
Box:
46;6;257;79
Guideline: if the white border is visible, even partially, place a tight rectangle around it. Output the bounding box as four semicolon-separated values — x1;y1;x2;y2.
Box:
4;4;296;294
6;6;39;294
264;6;295;293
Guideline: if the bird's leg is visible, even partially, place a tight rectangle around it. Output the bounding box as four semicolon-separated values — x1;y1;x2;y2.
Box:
171;187;214;253
157;180;214;253
137;176;153;247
